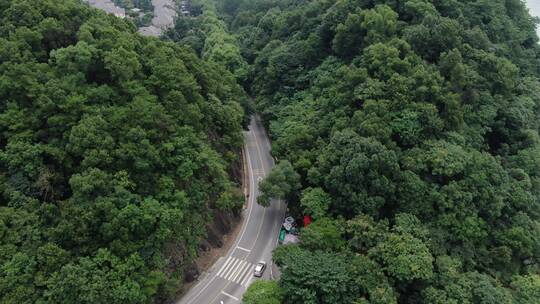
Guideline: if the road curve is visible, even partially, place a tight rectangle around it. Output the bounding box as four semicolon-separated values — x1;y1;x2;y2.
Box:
177;115;284;304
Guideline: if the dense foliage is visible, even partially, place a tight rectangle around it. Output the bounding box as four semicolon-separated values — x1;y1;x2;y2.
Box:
0;0;247;303
242;280;283;304
3;0;540;303
225;0;540;303
165;0;249;83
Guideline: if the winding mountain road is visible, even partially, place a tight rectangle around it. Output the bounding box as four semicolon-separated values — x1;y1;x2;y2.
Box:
177;116;285;304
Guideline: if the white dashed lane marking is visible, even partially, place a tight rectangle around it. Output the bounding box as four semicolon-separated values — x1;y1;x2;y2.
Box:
236;246;251;253
221;291;239;301
215;256;255;286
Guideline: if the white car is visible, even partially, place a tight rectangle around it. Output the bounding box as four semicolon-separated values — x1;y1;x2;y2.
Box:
254;261;266;277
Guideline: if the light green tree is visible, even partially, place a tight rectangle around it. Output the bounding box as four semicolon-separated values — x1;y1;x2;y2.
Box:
243;280;283;304
257;160;301;207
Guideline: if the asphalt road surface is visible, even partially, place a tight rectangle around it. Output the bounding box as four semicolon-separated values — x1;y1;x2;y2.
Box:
177;116;285;304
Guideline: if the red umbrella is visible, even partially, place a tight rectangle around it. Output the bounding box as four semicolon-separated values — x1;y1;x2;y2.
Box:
303;215;312;227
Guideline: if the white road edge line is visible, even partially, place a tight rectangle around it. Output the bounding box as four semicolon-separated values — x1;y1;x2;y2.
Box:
221;291;239;301
233;130;258;249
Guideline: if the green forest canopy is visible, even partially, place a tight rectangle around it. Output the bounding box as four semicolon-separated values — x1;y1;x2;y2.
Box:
200;0;540;303
0;0;248;303
2;0;540;303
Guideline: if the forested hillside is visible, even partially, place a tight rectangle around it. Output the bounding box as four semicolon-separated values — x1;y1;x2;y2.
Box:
212;0;540;303
0;0;247;303
2;0;540;303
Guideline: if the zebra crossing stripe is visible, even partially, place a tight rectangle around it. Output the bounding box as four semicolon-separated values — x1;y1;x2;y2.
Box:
231;260;249;282
216;256;233;277
215;256;258;286
222;258;240;280
240;264;255;286
218;256;236;278
216;256;235;278
228;260;246;281
228;260;242;280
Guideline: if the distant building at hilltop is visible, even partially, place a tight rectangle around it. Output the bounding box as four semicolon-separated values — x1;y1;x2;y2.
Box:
86;0;126;18
525;0;540;38
180;0;191;16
